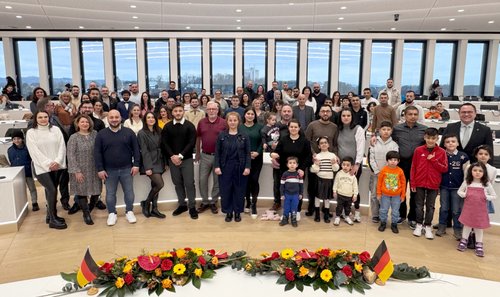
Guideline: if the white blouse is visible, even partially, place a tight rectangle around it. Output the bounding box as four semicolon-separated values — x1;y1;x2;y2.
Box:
26;125;66;175
123;118;143;135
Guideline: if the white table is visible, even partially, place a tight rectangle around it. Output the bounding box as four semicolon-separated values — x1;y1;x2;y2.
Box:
0;166;28;233
0;120;28;138
0;137;12;157
0;108;32;121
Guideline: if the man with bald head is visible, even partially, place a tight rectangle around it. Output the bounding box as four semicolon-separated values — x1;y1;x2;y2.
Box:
292;94;315;131
95;109;141;226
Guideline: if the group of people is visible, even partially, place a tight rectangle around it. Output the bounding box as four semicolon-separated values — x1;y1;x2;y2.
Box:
4;78;497;258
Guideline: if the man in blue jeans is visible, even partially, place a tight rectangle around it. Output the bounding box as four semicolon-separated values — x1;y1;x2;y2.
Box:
95;110;141;226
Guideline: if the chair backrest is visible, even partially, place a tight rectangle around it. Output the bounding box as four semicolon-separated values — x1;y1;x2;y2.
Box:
449;104;462;109
4;128;25;138
480;104;498;111
495;130;500;138
474;114;485;121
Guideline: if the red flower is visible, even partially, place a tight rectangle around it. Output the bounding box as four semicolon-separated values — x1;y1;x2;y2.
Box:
124;273;134;285
216;252;228;259
207;249;216;256
319;249;330;257
341;265;353;278
100;262;114;274
198;256;207;266
161;259;173;271
271;252;280;260
285;268;295;281
359;251;370;264
184;247;192;251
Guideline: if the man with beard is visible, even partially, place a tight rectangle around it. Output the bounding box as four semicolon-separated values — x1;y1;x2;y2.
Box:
396;90;424;123
265;81;279;107
292;94;315;132
128;83;141;105
378;78;401;107
70;85;81;110
154;90;170;114
185;96;205;129
167;81;181;101
312;83;328;116
100;86;117;111
350;96;368;129
244;80;256;100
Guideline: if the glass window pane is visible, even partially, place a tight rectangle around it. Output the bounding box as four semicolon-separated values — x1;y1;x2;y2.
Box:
339;41;362;95
307;41;331;95
464;42;487;97
0;41;5;81
495;44;500;97
370;42;393;97
15;40;39;97
113;40;137;93
243;41;267;91
48;40;72;95
146;40;170;98
433;42;456;97
211;40;234;96
81;40;105;89
401;42;425;95
275;41;298;88
178;40;202;94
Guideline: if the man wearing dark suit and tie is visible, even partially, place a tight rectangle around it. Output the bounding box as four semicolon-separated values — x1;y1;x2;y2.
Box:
292;94;315;131
116;90;135;121
440;103;494;164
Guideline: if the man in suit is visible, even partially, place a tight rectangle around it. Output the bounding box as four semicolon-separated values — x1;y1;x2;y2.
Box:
440;103;494;163
292;94;315;131
116;90;134;121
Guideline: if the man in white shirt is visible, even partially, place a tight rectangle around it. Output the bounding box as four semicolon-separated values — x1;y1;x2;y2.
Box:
396;90;424;123
128;83;141;105
378;78;400;107
361;88;378;106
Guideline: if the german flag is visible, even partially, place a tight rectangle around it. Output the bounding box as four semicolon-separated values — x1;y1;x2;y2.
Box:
371;240;394;282
76;248;100;288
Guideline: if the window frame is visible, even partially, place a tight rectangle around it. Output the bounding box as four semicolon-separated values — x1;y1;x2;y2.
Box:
112;39;138;92
306;39;332;96
177;39;203;94
209;39;236;96
242;39;268;90
401;40;427;95
338;40;364;95
274;39;300;89
434;41;458;97
46;38;71;95
144;39;170;97
464;41;489;97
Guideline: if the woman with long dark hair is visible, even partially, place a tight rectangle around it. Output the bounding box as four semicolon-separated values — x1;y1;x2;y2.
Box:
140;91;153;117
331;91;342;113
303;86;317;114
30;87;48;114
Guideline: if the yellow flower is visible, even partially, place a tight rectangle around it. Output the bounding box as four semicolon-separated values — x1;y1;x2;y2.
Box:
211;257;219;266
173;264;186;275
155;268;162;277
126;258;137;266
193;248;204;256
115;277;125;288
260;252;270;258
176;249;186;259
354;262;363;273
161;278;173;289
96;260;105;267
245;263;253;271
123;264;133;274
320;269;333;282
116;256;128;262
194;268;203;277
281;248;294;260
159;252;172;259
298;266;309;277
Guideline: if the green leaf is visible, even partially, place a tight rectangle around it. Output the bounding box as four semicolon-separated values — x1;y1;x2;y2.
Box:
192;277;201;289
327;281;336;290
105;286;117;297
155;285;164;296
312;280;320;291
346;283;353;293
352;282;365;294
320;282;328;293
166;285;175;293
60;272;77;283
284;282;295;291
202;270;215;279
296;281;304;292
117;287;125;297
98;285;113;297
276;275;288;285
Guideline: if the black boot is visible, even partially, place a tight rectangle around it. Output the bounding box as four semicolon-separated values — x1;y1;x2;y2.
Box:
68;201;80;215
323;208;331;223
60;198;70;211
77;197;94;225
291;213;298;227
314;207;320;222
141;200;151;218
47;196;67;230
88;195;98;212
279;214;289;226
150;198;166;219
46;205;65;224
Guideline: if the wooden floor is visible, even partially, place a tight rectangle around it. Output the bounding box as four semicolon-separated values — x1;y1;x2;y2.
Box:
0;188;499;285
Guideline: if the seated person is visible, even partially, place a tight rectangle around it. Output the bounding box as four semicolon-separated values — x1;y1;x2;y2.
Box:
425;106;442;120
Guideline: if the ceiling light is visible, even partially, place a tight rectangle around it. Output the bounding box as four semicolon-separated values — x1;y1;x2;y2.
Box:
235;9;242;13
236;19;241;22
186;26;191;29
488;20;495;24
236;26;241;30
340;6;347;10
338;17;344;20
26;26;31;29
390;27;396;31
449;18;455;21
289;2;294;5
16;15;22;19
79;26;85;29
5;5;12;9
458;9;465;13
130;5;136;8
440;28;447;31
132;16;138;19
287;27;292;30
337;27;342;30
134;26;140;29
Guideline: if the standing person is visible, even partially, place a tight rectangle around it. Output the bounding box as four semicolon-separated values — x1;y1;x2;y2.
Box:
225;95;245;118
395;91;424;122
8;130;38;211
436;134;469;239
350;96;368;129
429;79;443;100
457;163;496;257
128;83;141;105
366;102;377;132
55;91;78;133
240;93;252;109
410;128;448;239
361;88;378;106
292;94;315;132
185;96;206;129
154;90;169;114
181;93;192;112
157;106;171;129
67;115;101;225
244;80;256;100
239;107;263;218
123;105;143;135
376;151;406;233
331;91;342;113
116;90;134;121
440;103;494;164
161;103;198;219
261;112;279;153
196;101;226;215
70;85;81;109
140;91;153;117
312;83;327;116
95;110;141;226
214;112;251;222
333;157;358;226
100;86;117;111
30;87;47;114
68;100;106;136
252;96;266;125
26;111;67;229
93;101;109;127
279;157;303;227
212;89;228;113
372;92;398;131
336;108;366;223
137;112;166;219
378;78;401;107
266;81;279;107
303;86;317;114
167;81;181;101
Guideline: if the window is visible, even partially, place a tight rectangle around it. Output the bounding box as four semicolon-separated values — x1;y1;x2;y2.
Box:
401;42;425;96
211;40;235;96
307;41;331;95
243;40;267;91
495;45;500;97
0;41;5;82
275;40;299;89
463;42;487;97
178;40;202;94
433;42;457;97
113;40;137;92
146;40;170;98
80;40;105;89
47;40;72;95
338;41;362;95
370;41;394;97
14;39;39;97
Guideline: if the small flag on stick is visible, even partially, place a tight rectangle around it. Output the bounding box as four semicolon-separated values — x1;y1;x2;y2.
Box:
371;240;394;282
76;248;100;288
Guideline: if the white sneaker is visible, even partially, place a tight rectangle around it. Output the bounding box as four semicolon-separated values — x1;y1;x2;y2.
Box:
296;212;301;221
345;217;354;225
107;213;117;226
125;211;137;224
353;211;361;223
424;226;434;240
413;223;423;237
333;217;340;226
244;207;250;214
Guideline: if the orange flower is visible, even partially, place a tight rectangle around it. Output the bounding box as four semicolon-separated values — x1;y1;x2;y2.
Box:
155;268;162;277
194;268;203;277
176;249;186;259
211;257;219;266
161;278;173;289
115;277;125;288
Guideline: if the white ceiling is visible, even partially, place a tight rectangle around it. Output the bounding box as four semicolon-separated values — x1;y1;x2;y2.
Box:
0;0;499;32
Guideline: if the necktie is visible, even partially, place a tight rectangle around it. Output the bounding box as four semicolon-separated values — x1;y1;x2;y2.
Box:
462;126;471;148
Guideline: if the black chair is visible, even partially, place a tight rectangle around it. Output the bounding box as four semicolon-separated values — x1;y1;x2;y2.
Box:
438;127;445;135
452;96;460;101
4;128;26;138
483;96;494;102
475;114;485;121
494;156;500;169
495;130;500;139
480;104;498;111
449;104;462;109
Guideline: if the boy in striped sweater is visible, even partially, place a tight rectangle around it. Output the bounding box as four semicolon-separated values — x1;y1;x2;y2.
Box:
280;156;303;227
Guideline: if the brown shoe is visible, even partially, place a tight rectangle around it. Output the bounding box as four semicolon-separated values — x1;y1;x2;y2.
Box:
270;203;281;211
210;204;219;214
197;204;210;213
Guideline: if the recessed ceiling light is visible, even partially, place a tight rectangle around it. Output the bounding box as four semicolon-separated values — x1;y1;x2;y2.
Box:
188;2;192;4
488;20;495;24
440;28;447;31
5;5;12;9
79;26;85;29
132;16;138;19
340;6;347;10
130;5;136;8
134;26;140;29
236;26;241;30
337;27;342;30
338;17;344;20
26;26;31;29
390;27;396;31
289;2;294;5
449;18;455;21
16;15;22;19
458;9;465;13
186;26;191;29
287;27;292;30
235;9;242;13
236;19;241;22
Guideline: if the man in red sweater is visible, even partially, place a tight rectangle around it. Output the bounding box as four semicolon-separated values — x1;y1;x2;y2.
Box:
410;128;448;240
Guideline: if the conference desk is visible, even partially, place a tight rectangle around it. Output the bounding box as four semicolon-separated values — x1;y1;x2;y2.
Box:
0;120;28;138
0;166;28;233
0;108;32;121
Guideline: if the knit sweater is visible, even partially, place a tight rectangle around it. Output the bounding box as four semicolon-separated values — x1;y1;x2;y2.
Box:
310;151;340;179
377;165;406;200
368;136;399;174
372;104;397;131
26;125;66;174
305;120;338;154
280;170;304;196
239;123;263;154
333;170;358;197
94;126;140;171
161;119;197;159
